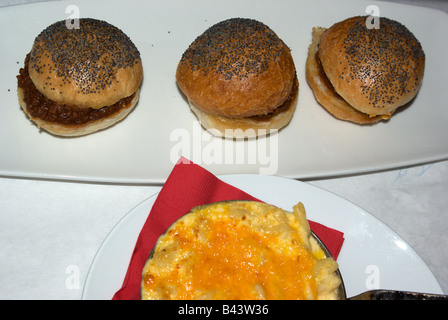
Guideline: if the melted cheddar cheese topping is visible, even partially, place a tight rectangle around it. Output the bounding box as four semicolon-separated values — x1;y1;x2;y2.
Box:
141;201;341;300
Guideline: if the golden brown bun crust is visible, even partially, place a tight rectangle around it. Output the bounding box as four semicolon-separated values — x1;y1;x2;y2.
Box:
318;16;425;116
18;87;140;137
28;18;143;109
190;74;299;138
306;27;390;124
176;18;296;118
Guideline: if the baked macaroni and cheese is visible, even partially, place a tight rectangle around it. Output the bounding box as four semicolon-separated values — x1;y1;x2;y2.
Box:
141;201;343;300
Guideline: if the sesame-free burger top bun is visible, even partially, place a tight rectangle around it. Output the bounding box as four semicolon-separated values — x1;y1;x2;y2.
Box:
306;16;425;124
176;18;298;138
17;18;143;136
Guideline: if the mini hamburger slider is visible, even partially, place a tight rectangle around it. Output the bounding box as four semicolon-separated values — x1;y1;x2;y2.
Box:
176;18;298;138
17;18;143;136
306;16;425;124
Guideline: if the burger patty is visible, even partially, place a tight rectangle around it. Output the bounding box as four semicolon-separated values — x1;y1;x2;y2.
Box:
17;54;134;126
251;73;298;121
314;52;336;96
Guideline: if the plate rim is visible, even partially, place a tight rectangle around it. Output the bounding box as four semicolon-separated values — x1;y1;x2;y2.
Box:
82;174;443;299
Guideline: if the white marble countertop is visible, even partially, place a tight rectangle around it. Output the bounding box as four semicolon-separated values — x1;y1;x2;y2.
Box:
1;0;447;299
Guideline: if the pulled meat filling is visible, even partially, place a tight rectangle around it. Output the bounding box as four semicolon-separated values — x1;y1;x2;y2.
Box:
17;54;134;126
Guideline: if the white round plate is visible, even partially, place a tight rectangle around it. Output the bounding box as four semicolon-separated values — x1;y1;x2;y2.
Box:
82;174;443;299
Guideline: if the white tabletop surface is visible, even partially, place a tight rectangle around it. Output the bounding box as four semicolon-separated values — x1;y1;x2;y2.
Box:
1;0;447;299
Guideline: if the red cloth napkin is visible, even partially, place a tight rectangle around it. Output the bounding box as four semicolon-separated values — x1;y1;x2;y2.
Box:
112;157;344;300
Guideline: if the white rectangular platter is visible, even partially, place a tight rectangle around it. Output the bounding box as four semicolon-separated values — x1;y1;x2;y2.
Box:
1;0;447;183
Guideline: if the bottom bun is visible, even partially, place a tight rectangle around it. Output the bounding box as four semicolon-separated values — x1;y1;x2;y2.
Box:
18;88;140;137
190;76;298;139
305;27;391;124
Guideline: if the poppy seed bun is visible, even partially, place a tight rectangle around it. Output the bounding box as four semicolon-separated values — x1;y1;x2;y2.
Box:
176;18;298;137
307;16;425;123
28;18;143;109
306;27;389;124
189;75;298;138
17;18;143;137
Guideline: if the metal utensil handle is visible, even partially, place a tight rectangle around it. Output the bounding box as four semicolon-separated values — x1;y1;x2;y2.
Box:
350;289;448;300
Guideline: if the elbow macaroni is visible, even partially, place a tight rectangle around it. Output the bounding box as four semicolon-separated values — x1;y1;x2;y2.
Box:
141;201;343;300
